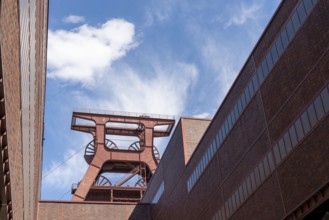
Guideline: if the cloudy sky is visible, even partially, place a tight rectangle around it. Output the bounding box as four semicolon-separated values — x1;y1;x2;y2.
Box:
41;0;280;200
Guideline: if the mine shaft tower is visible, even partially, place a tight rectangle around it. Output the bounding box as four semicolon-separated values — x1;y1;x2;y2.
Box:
71;110;175;202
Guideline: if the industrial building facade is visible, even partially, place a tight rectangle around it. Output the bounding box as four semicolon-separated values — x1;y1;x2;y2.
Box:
0;0;48;219
140;0;329;219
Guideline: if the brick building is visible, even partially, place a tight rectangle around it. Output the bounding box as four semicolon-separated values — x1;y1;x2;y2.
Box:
140;0;329;219
0;0;48;219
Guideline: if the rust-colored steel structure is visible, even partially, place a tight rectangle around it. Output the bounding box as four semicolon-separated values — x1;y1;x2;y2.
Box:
71;110;175;202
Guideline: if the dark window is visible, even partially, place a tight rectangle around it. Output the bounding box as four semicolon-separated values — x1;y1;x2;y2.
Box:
291;11;301;31
271;44;279;64
266;52;273;72
242;181;248;199
307;103;318;127
238;98;243;114
258;162;265;181
248;81;255;98
295;118;304;141
286;20;295;41
220;128;224;142
252;73;259;91
261;58;269;78
254;167;261;186
241;92;247;110
283;132;292;153
297;2;307;23
234;104;239;119
267;151;275;171
273;144;281;165
320;87;329;113
280;28;289;48
250;172;256;191
223;120;228;136
245;87;250;104
314;96;325;120
239;186;244;202
234;192;239;209
227;115;232;130
257;66;264;84
246;177;252;196
216;133;220;146
289;125;298;147
303;0;313;13
263;157;270;177
301;111;311;134
275;36;284;57
278;138;287;159
231;110;236;125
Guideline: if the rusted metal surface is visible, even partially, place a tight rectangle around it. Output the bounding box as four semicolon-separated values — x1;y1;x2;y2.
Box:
71;110;175;202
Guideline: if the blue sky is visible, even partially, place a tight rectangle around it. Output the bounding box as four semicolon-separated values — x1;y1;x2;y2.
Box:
41;0;280;200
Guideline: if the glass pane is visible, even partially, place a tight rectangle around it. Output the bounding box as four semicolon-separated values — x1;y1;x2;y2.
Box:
297;2;307;23
231;194;236;210
250;172;256;191
252;73;259;91
261;58;269;78
243;181;248;199
291;11;301;31
286;20;295;41
246;176;252;196
254;167;261;186
257;66;264;84
245;87;250;104
221;127;225;141
278;138;287;159
239;185;244;203
281;28;289;49
258;162;265;181
283;132;292;153
307;103;318;127
301;111;311;134
238;98;242;115
275;36;284;57
273;144;281;165
234;104;239;118
314;96;325;120
263;156;270;177
267;151;275;171
303;0;313;13
215;134;219;147
241;92;247;110
227;116;232;131
271;44;279;64
235;191;240;208
248;81;255;98
231;109;236;127
295;118;305;141
320;87;329;113
266;52;273;72
289;125;298;147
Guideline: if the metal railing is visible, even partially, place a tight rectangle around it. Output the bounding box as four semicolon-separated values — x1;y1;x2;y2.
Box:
73;108;175;120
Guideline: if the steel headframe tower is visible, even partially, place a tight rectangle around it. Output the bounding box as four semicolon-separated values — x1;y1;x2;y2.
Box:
71;110;175;202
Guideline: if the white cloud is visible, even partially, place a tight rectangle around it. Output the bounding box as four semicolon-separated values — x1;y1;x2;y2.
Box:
47;19;137;85
73;60;199;117
63;15;85;24
201;37;237;95
226;2;262;27
192;112;211;118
